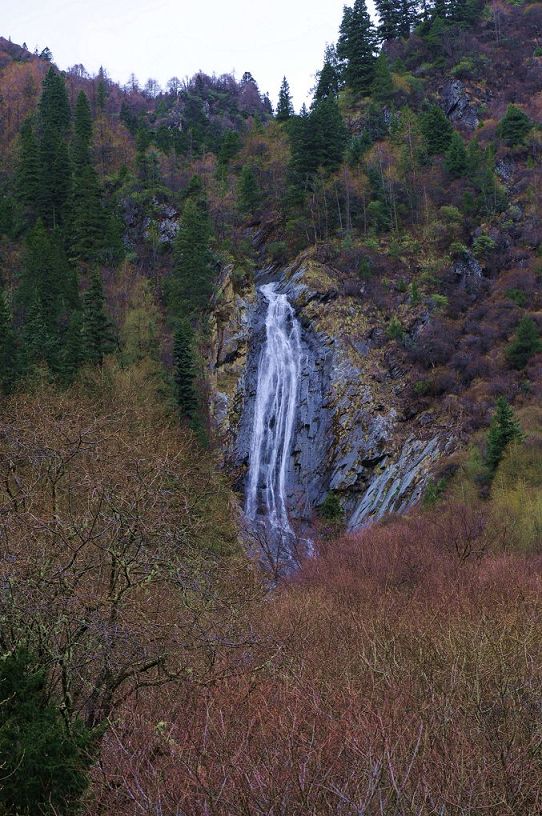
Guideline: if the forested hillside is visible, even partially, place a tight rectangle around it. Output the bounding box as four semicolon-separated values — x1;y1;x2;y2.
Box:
1;0;542;812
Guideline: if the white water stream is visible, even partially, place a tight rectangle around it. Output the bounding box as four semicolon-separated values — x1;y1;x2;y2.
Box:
245;283;301;534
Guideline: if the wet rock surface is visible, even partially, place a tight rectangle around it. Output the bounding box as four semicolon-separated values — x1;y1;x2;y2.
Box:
209;255;456;529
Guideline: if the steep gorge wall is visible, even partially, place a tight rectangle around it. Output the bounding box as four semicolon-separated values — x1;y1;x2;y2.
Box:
209;254;455;529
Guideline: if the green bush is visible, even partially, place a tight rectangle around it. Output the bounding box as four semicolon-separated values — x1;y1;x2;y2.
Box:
496;105;532;146
507;316;542;370
472;234;496;258
387;316;404;341
319;492;344;521
0;650;93;815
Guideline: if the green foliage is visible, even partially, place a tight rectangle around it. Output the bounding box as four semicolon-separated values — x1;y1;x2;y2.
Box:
319;492;344;521
38;69;72;228
173;318;198;421
171;196;215;315
387;315;404;341
313;45;341;105
485;397;523;476
445;131;467;178
289;99;348;185
420;105;453;155
16;119;40;227
472;234;496;258
423;477;448;507
276;77;294;121
506;287;528;308
451;57;475;78
0;290;19;394
82;272;116;365
0;648;92;816
506;316;542;370
496;105;532;146
371;53;394;102
237;165;261;215
337;0;378;94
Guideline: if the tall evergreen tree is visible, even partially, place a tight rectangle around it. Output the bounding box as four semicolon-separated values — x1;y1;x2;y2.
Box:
485;397;523;476
39;68;71;135
420;104;453;154
276;77;294;121
337;0;378;94
371;53;394;101
506;316;542;370
397;0;419;36
16;119;40;226
313;45;341;105
0;289;19;394
237;165;261;214
171;197;214;315
69;91;104;260
0;648;92;816
375;0;401;41
496;105;532;147
173;318;198;420
37;68;72;227
82;272;116;365
445;131;467;177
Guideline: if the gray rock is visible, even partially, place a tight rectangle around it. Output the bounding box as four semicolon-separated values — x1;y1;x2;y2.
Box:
442;80;479;130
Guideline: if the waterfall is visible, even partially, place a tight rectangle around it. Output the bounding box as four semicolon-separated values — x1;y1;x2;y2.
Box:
246;283;301;534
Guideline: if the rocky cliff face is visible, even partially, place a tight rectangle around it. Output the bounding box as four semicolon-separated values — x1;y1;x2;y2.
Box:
209;252;456;529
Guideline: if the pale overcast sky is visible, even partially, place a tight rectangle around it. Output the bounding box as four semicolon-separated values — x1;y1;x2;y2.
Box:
3;0;376;109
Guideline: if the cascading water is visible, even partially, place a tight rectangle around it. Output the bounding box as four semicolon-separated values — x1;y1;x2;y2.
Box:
246;282;301;535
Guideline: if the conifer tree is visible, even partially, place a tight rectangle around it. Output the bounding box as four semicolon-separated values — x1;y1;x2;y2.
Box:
485;397;523;475
375;0;401;41
506;316;542;370
69;91;105;260
397;0;419;36
337;0;378;94
82;271;116;365
496;105;532;146
21;293;53;372
313;45;341;105
237;165;261;214
0;648;92;816
16;119;40;226
37;69;72;227
171;197;214;315
96;66;108;110
276;77;294;121
420;104;453;154
173;318;198;420
371;53;394;101
61;310;85;384
445;131;467;178
0;290;19;394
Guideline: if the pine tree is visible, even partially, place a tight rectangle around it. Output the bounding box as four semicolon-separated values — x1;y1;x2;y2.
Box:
173;318;198;420
371;53;394;101
39;68;71;134
21;293;53;372
69;91;104;260
82;272;116;365
96;66;108;111
276;77;294;121
61;310;85;384
485;397;523;475
445;131;467;177
375;0;401;41
506;316;542;370
496;105;532;147
171;197;214;315
0;290;19;394
337;0;378;94
237;165;261;214
420;104;453;154
397;0;419;36
16;119;40;226
37;69;72;228
0;648;92;816
313;45;341;105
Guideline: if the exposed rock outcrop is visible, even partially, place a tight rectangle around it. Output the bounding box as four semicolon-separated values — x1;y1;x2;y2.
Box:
209;253;456;529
